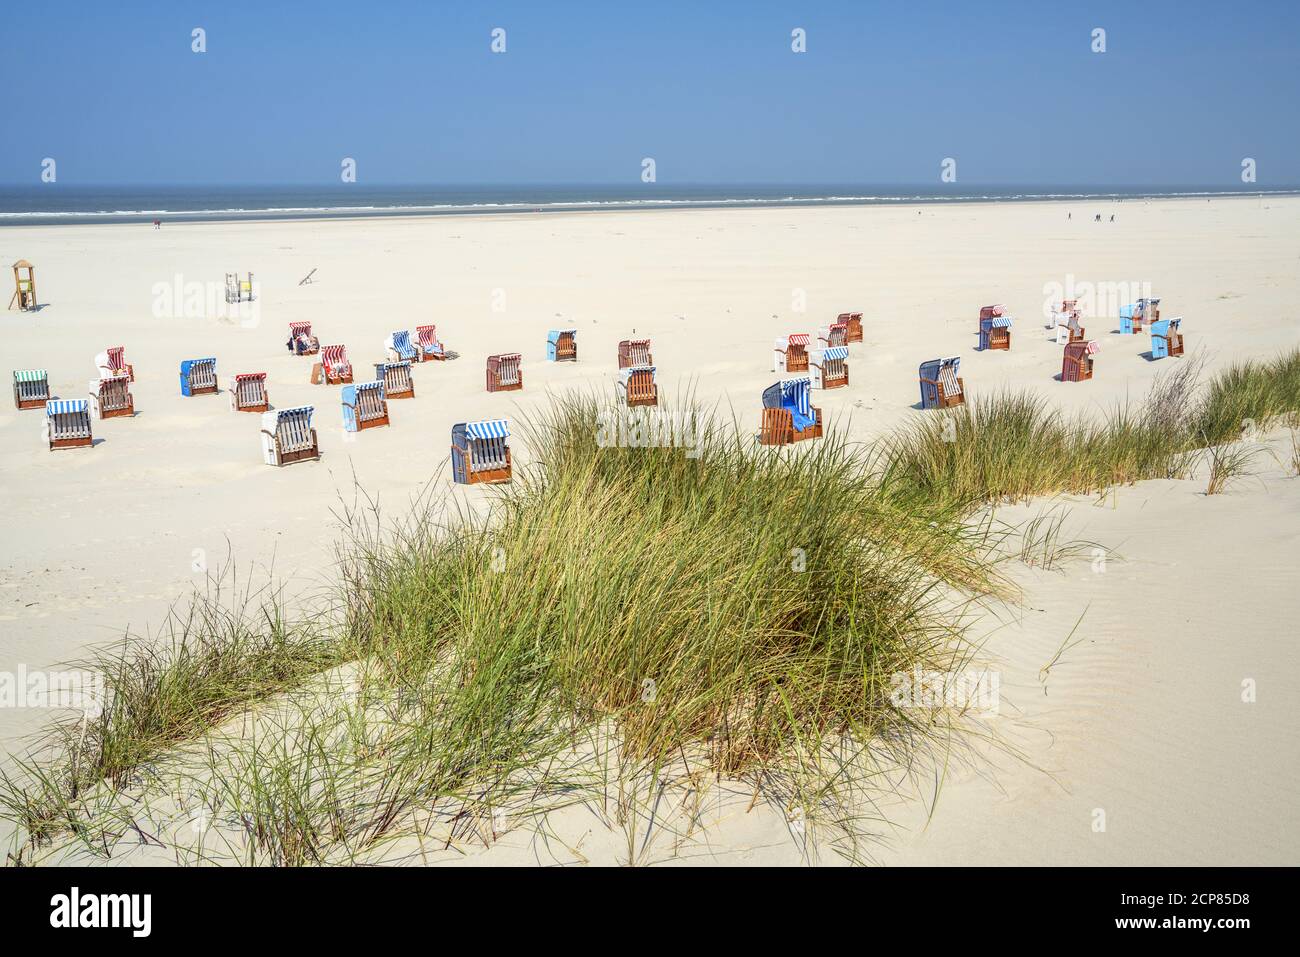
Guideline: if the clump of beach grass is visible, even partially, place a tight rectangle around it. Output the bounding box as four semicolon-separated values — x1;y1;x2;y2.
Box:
7;348;1300;864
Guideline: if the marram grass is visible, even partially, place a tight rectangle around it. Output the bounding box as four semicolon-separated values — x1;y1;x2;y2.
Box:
5;349;1299;864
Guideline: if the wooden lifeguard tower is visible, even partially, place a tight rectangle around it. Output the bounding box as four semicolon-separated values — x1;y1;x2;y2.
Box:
10;260;37;311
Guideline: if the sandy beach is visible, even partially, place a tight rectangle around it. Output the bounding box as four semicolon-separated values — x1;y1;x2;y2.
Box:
3;195;1299;865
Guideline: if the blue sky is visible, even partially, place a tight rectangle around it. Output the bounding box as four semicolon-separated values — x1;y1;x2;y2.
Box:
3;0;1298;186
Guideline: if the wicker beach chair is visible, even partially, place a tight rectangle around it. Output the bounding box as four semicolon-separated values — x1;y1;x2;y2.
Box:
547;329;578;362
179;358;218;396
773;334;810;374
229;372;269;412
837;312;863;343
342;381;389;432
919;357;964;409
810;347;849;389
260;406;320;466
1150;318;1184;359
89;374;134;419
44;399;93;450
312;344;353;384
416;325;446;361
96;346;134;381
287;322;319;355
486;353;523;392
979;316;1013;351
818;322;848;350
1062;340;1099;381
385;330;418;363
451;419;512;484
759;377;822;446
619;365;658;407
618;338;653;369
374;361;414;399
13;369;49;410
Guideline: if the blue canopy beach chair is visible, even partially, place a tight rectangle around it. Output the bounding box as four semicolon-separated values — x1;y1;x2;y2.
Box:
760;377;822;445
547;329;577;361
342;381;389;432
919;357;964;409
179;358;218;396
45;399;93;451
451;419;512;484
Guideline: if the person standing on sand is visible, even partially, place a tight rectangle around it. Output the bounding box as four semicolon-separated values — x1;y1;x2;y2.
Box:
153;219;161;229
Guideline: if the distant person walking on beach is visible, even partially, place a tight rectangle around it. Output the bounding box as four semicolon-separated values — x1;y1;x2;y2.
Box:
153;219;161;229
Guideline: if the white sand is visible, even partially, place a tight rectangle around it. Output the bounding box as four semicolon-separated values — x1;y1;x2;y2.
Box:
2;195;1298;864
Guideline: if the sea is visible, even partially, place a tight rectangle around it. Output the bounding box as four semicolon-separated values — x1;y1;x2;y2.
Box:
0;184;1294;227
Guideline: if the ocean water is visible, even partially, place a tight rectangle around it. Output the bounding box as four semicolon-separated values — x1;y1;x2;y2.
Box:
0;184;1294;227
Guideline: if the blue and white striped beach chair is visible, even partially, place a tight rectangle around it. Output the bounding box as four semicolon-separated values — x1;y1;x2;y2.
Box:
385;330;419;363
810;347;849;389
179;358;218;396
260;406;320;466
374;361;414;399
919;357;964;409
44;399;93;450
760;377;822;445
342;381;389;432
13;369;49;410
979;316;1013;351
451;419;512;484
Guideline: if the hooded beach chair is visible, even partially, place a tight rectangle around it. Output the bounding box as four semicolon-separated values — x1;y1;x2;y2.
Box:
416;324;446;361
618;338;653;369
286;321;319;355
919;357;964;409
451;419;512;484
374;361;414;399
13;369;49;410
229;372;269;412
312;344;353;385
547;329;578;362
1062;341;1099;382
179;358;218;396
1118;303;1140;335
979;315;1013;351
1150;318;1184;359
619;365;658;407
772;334;810;374
810;347;849;390
385;330;419;363
89;375;134;419
760;377;822;446
486;353;523;392
818;322;848;350
342;381;389;432
979;304;1007;322
837;312;863;344
95;346;134;381
260;406;320;466
44;399;93;451
1139;297;1161;325
1055;313;1085;345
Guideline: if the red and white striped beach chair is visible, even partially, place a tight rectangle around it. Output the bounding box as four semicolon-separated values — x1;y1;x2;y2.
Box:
287;321;319;355
229;372;269;412
773;334;810;374
95;346;134;381
416;324;446;361
312;344;353;385
89;375;135;419
486;353;523;392
818;322;848;350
